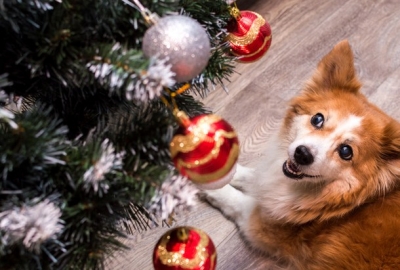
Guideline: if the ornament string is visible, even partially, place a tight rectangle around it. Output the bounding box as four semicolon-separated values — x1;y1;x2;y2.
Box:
160;83;191;127
121;0;159;25
161;83;191;110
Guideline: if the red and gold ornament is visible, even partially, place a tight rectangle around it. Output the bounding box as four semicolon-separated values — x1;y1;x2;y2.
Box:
170;110;239;190
226;8;272;63
153;226;217;270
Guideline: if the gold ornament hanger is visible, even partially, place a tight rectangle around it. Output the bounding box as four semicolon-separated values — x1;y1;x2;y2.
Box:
121;0;159;25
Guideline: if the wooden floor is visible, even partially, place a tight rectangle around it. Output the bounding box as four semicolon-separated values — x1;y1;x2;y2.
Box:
107;0;400;269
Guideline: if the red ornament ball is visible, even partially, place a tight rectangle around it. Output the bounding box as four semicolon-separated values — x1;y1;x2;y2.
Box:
153;226;217;270
226;10;272;63
170;111;239;190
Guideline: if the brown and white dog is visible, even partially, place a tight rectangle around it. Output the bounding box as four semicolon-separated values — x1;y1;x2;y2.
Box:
204;40;400;269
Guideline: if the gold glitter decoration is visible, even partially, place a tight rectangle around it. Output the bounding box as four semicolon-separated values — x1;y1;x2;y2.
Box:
170;114;224;158
157;228;211;268
176;129;238;168
181;143;239;183
209;252;217;270
230;34;271;58
226;13;266;46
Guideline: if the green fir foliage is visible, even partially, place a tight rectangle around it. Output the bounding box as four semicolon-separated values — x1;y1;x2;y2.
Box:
0;0;235;268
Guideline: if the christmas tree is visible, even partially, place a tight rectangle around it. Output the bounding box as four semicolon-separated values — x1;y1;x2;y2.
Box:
0;0;236;269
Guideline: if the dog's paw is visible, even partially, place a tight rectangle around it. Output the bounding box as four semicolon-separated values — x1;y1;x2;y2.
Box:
199;186;230;210
230;164;255;190
200;184;255;224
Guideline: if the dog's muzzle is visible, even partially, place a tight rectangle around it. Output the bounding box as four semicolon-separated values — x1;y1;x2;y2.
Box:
294;145;314;165
283;145;320;180
283;159;304;179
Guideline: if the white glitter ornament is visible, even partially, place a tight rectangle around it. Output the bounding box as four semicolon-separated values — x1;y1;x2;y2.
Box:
142;15;211;83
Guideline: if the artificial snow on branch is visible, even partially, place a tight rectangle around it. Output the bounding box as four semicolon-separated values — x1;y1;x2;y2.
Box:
148;173;198;221
83;139;125;193
0;199;64;253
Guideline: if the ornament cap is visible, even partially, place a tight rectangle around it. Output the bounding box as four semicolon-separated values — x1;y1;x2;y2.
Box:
173;109;191;128
229;6;241;20
176;227;189;242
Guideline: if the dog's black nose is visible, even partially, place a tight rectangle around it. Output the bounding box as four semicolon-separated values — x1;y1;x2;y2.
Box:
294;145;314;165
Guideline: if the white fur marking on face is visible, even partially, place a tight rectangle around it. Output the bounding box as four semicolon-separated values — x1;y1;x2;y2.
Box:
329;114;363;141
287;114;363;178
290;114;363;155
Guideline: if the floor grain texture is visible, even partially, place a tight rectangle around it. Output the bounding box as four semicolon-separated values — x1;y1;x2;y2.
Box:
107;0;400;269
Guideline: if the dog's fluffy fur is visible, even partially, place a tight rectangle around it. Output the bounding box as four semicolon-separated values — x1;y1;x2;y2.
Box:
204;40;400;269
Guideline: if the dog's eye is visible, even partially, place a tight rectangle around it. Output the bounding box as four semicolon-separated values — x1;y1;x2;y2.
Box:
338;144;353;160
311;113;324;129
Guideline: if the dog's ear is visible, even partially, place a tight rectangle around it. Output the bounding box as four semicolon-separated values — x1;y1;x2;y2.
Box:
379;120;400;182
380;120;400;161
309;40;362;93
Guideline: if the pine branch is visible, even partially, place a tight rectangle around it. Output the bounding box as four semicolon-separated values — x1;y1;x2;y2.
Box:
0;105;68;195
0;74;12;90
0;104;69;269
0;0;238;268
86;43;175;102
53;138;172;269
103;100;176;166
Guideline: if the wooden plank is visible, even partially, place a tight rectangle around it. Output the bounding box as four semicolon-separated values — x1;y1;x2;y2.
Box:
368;67;400;120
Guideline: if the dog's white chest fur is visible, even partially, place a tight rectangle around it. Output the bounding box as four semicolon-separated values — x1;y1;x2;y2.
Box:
246;133;304;221
206;132;300;223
